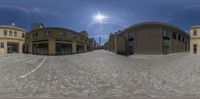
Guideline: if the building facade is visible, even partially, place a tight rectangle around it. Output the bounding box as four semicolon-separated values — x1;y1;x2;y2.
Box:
105;22;189;55
0;25;26;54
190;26;200;54
26;23;93;55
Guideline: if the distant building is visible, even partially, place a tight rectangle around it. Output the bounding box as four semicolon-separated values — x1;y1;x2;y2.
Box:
105;22;189;55
26;23;93;55
190;26;200;54
0;25;26;54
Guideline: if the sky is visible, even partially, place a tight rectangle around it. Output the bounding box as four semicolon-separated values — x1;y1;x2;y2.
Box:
0;0;200;45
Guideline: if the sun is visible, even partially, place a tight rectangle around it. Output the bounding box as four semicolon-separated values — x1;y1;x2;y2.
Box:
94;11;107;23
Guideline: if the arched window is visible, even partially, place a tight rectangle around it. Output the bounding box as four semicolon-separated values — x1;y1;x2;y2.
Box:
4;30;7;36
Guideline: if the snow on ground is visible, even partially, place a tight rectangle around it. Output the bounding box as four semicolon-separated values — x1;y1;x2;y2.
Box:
0;50;200;98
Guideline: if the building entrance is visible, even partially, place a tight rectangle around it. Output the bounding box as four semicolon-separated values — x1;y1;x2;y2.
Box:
7;42;19;53
32;43;48;55
193;44;197;54
56;43;72;55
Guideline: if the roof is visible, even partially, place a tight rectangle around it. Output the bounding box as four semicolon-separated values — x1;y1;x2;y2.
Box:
191;25;200;29
120;22;187;35
30;27;78;33
0;25;26;32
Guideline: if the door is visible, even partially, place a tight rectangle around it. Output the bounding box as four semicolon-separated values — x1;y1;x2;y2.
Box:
7;42;19;53
163;46;170;54
193;44;197;54
7;46;12;53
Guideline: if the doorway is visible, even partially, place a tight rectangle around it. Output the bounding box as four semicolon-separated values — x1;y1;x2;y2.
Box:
7;42;19;53
163;46;170;54
193;44;197;54
56;43;72;55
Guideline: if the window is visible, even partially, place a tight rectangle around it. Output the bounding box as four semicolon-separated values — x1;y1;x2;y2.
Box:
163;39;170;46
128;32;134;39
9;31;12;36
32;33;37;37
59;32;67;36
22;33;25;38
72;33;77;38
178;34;181;41
128;40;134;47
182;37;185;42
193;44;197;54
35;33;38;37
44;31;51;37
4;30;7;36
163;29;170;40
193;30;197;36
14;31;17;37
0;42;4;48
172;32;177;40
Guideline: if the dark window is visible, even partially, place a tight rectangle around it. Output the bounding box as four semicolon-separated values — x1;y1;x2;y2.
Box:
22;33;25;38
178;34;181;41
9;31;12;36
35;33;38;37
14;31;17;37
128;32;134;39
0;42;4;48
172;32;177;39
182;37;185;42
193;44;197;54
193;30;197;36
72;33;77;38
163;29;170;40
4;30;7;36
32;33;37;37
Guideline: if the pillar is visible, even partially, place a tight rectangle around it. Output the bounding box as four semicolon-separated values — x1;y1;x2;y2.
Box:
19;42;23;54
72;40;77;54
5;41;7;54
48;38;56;55
28;42;32;54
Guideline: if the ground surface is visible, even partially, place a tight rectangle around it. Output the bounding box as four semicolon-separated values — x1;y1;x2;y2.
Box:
0;50;200;99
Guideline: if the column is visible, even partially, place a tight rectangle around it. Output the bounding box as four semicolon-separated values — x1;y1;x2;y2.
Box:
4;41;7;54
72;40;77;54
48;38;56;55
19;42;23;54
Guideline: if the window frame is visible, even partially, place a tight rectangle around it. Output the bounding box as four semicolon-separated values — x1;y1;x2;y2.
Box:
4;30;7;36
9;31;12;36
14;31;17;37
0;42;4;48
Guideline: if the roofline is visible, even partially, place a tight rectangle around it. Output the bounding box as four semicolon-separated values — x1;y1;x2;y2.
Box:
30;27;78;33
120;22;187;34
191;25;200;29
0;25;26;32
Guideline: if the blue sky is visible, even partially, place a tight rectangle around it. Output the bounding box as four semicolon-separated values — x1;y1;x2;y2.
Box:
0;0;200;44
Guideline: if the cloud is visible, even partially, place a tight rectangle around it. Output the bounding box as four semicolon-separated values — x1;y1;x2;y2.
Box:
0;5;54;16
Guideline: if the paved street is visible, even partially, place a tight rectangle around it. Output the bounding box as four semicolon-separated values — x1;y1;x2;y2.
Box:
0;50;200;99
